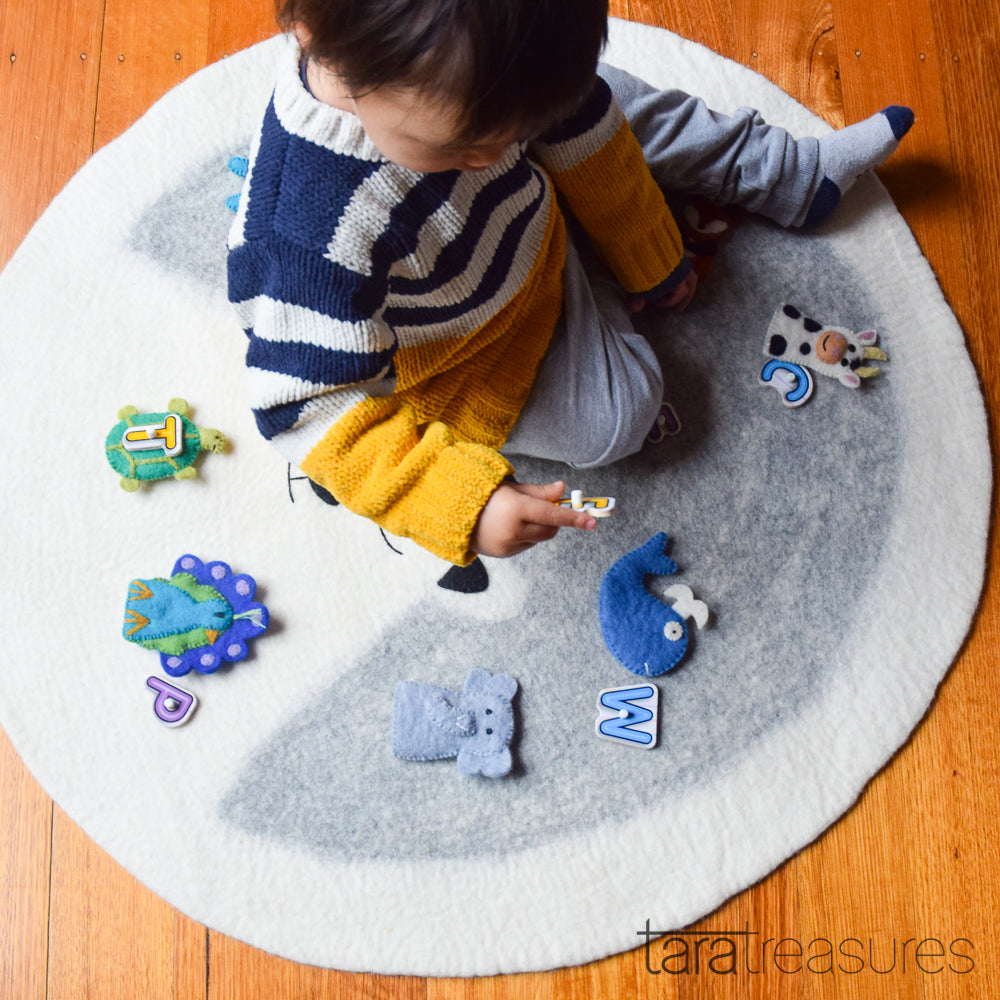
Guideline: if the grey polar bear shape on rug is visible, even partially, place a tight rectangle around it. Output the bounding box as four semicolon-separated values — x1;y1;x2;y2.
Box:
124;149;902;863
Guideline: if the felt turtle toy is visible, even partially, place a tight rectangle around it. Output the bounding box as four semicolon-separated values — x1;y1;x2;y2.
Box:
105;398;226;491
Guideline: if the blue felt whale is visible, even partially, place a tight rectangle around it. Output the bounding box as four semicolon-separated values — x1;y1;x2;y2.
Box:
598;533;708;676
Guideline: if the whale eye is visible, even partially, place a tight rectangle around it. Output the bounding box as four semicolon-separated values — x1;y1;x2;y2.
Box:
663;621;684;642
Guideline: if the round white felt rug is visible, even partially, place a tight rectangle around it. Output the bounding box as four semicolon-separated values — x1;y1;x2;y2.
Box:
0;19;990;975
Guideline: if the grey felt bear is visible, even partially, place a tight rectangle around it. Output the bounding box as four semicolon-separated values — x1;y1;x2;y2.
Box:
392;669;517;777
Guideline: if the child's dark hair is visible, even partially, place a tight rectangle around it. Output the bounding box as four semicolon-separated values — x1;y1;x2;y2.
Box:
277;0;610;143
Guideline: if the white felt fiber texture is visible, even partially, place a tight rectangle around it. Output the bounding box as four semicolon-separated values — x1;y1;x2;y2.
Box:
0;19;990;975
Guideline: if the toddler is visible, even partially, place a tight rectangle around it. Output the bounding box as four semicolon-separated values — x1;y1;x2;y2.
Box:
228;0;912;564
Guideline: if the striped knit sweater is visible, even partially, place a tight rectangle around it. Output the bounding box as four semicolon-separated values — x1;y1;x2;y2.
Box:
228;38;687;564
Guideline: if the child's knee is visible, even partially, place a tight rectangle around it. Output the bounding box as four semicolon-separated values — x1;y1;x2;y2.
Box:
568;364;664;469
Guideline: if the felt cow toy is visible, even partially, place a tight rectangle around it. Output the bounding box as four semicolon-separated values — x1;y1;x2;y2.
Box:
764;303;887;388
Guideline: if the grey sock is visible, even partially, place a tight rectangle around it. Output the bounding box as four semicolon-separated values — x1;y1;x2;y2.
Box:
800;106;914;227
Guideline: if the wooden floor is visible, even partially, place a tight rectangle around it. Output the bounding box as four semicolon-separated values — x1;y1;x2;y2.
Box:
2;0;998;996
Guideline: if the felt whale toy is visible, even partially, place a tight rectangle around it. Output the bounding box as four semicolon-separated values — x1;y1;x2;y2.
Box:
598;533;708;676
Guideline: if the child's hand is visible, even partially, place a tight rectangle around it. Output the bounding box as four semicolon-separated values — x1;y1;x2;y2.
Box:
628;270;699;315
470;480;596;558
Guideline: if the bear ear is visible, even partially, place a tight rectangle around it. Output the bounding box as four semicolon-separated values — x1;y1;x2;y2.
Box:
492;673;518;700
464;669;517;701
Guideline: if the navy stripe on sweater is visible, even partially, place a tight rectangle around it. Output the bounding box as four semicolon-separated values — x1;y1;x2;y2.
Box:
246;332;395;387
537;76;613;147
384;179;547;327
243;100;382;252
228;237;386;324
252;397;310;440
390;156;539;299
250;357;396;441
355;171;460;316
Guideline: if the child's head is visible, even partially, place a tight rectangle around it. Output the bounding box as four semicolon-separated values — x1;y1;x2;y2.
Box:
278;0;609;169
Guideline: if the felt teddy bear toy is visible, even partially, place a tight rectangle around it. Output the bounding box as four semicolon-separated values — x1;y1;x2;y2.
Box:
392;669;517;778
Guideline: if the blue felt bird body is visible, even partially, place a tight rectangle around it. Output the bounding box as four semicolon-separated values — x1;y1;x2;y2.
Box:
598;533;708;676
122;555;269;676
124;574;233;653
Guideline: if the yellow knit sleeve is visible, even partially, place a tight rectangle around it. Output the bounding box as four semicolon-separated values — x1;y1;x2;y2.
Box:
532;81;686;295
300;396;513;565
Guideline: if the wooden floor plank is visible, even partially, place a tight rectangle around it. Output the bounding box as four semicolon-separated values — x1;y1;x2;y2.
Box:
41;2;218;994
204;0;279;63
425;948;673;1000
207;933;429;1000
834;0;967;305
0;730;51;1000
734;0;846;124
0;0;997;996
0;4;105;998
46;806;206;1000
0;0;104;264
92;0;276;151
93;0;212;149
832;9;1000;993
623;0;738;58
